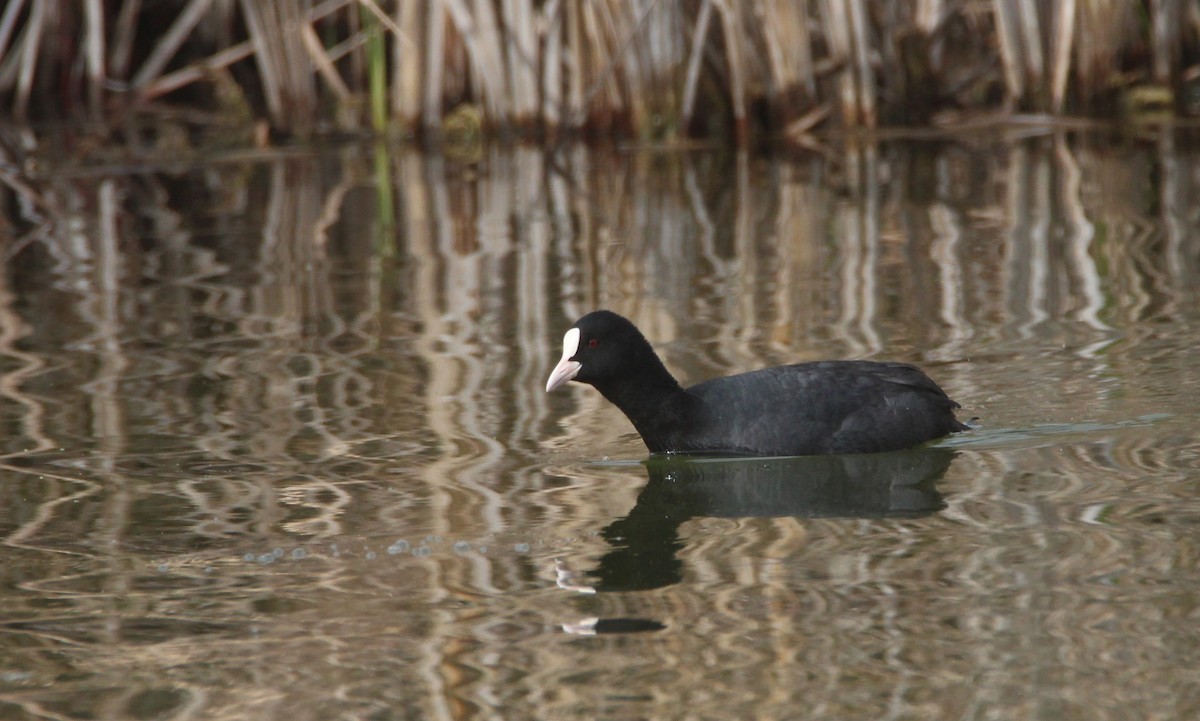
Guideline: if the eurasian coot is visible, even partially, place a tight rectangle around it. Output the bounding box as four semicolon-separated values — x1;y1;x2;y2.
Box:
545;310;968;456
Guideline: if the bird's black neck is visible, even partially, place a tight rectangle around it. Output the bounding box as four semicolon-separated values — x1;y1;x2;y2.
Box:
591;354;692;452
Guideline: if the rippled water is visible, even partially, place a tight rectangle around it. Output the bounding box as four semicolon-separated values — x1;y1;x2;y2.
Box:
1;136;1198;720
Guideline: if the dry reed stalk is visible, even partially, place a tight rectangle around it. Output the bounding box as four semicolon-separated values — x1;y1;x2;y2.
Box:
565;0;585;127
993;0;1025;101
914;0;944;72
344;0;365;96
848;0;876;126
320;25;371;64
12;0;44;119
542;0;564;130
393;2;423;127
0;0;27;80
422;2;445;129
352;0;420;116
240;0;318;137
83;0;105;116
437;0;511;122
144;0;371;102
109;0;141;80
784;103;831;141
138;42;254;100
131;0;215;88
301;23;351;102
793;2;818;100
580;2;629;131
762;0;815;97
679;0;713;132
0;11;27;102
715;0;748;142
357;0;405;38
994;0;1064;109
1073;1;1132;105
560;2;623;132
916;0;943;32
0;163;48;217
1050;0;1076;112
139;0;348;105
641;0;687;136
503;0;538;125
1150;0;1182;84
1018;0;1044;88
474;0;514;121
576;0;668;135
819;0;864;126
611;3;647;134
358;0;421;115
579;1;621;126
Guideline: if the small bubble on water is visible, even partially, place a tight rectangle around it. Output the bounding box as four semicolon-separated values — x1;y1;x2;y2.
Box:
387;540;410;555
257;554;275;565
157;564;170;573
291;549;307;560
366;551;377;560
514;543;531;553
272;548;284;558
413;546;432;557
453;541;471;554
243;553;256;562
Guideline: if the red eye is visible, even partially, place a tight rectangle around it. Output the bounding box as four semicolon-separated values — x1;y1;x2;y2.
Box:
588;338;599;349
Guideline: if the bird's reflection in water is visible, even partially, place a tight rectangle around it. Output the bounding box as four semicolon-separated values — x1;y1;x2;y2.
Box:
564;449;956;604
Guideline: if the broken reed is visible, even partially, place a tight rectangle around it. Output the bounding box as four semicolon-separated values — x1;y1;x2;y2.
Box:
0;0;1198;142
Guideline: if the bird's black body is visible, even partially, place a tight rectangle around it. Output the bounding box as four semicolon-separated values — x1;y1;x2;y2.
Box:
546;310;967;456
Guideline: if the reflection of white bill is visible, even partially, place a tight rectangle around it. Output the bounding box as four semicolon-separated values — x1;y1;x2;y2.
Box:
560;617;601;636
561;617;667;635
554;558;596;594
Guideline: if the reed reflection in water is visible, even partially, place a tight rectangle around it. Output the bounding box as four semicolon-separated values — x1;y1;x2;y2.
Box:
0;134;1198;720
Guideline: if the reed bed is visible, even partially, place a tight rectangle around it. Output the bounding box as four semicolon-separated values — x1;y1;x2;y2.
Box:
0;1;1199;143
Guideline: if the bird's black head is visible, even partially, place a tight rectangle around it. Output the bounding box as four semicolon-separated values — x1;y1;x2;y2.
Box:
545;310;666;392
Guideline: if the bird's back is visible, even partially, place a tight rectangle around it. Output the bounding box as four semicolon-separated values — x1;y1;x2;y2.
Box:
678;360;965;456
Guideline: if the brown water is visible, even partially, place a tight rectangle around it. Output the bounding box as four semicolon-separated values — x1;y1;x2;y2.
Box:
1;135;1198;720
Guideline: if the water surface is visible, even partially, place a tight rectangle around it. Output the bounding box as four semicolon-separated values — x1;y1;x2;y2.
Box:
1;136;1198;720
